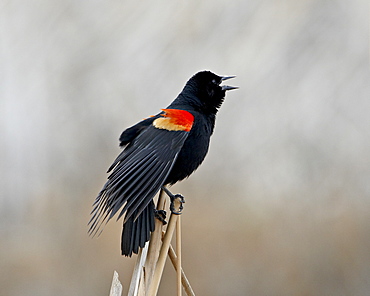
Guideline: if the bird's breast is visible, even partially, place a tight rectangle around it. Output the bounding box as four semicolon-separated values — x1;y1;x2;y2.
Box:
165;113;213;184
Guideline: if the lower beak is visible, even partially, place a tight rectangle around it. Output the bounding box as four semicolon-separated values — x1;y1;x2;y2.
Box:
222;85;239;91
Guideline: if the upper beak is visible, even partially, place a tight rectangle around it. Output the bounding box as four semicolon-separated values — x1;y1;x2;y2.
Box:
221;75;238;91
221;75;236;81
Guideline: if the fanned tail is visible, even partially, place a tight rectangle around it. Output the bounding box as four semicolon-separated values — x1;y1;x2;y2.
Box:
121;200;155;256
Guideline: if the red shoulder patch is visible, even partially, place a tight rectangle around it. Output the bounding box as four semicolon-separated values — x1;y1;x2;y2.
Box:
153;109;194;132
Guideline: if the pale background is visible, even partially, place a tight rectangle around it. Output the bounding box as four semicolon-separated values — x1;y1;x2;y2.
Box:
1;0;369;295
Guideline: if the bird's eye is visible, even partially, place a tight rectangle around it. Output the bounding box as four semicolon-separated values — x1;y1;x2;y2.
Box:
211;79;218;85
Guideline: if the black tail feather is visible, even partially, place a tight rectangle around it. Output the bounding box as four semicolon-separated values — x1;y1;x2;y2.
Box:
121;200;155;256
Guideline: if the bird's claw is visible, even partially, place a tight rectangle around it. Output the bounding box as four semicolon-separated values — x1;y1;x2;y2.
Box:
161;186;185;215
170;194;185;215
154;209;167;225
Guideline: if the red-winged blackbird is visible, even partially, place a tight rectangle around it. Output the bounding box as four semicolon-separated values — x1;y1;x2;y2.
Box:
89;71;237;256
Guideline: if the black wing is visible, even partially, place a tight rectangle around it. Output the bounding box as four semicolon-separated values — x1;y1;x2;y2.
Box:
88;124;189;236
118;116;158;147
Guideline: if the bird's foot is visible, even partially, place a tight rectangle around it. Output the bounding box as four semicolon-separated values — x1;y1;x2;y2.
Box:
154;209;167;225
170;194;185;215
161;186;185;215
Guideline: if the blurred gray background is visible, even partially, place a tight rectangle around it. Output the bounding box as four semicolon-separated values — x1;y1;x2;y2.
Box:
1;0;369;295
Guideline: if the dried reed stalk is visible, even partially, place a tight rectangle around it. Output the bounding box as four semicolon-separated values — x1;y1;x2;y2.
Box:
128;188;194;296
147;197;182;296
128;246;148;296
129;189;166;295
176;216;182;296
168;244;195;296
143;189;166;288
110;271;123;296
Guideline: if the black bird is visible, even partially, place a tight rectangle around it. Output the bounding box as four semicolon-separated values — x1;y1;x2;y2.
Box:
89;71;237;256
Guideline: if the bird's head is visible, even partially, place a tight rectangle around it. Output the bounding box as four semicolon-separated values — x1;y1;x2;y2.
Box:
184;71;237;114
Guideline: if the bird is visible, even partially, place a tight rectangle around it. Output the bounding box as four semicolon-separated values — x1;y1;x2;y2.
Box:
89;71;237;256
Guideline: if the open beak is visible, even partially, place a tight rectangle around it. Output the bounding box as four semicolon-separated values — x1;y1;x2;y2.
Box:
221;75;238;91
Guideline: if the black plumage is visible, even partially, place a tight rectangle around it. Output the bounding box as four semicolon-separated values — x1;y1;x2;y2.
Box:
89;71;237;256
